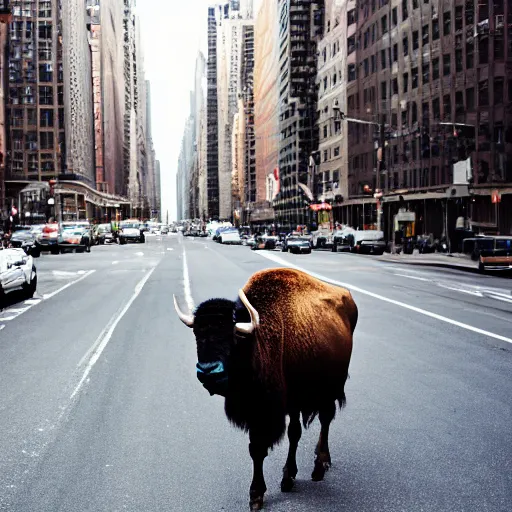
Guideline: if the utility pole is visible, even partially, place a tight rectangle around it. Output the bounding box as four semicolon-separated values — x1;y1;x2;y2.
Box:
376;118;386;232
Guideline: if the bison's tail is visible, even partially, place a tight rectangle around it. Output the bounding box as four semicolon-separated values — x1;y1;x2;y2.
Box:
300;389;347;428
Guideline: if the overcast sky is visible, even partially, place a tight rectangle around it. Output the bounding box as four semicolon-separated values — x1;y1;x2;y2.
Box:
137;0;263;222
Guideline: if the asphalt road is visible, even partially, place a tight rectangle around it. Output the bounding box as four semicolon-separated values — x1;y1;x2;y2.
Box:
1;234;511;512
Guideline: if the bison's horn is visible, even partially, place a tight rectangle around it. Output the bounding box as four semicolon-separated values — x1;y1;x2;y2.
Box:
173;295;194;327
235;289;260;334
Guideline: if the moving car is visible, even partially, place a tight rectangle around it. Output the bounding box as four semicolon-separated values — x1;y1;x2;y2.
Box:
219;228;242;245
251;235;278;251
9;226;40;257
281;235;312;254
118;220;145;244
0;247;37;305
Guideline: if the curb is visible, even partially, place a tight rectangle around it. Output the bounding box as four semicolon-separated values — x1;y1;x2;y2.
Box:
376;257;481;274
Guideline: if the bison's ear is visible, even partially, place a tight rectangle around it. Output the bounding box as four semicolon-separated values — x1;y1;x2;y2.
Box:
173;295;194;327
235;289;259;334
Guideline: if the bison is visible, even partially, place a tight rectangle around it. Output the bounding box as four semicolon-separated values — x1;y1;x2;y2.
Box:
173;267;358;510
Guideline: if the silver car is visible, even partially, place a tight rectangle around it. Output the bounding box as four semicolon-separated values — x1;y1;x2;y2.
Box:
0;248;37;305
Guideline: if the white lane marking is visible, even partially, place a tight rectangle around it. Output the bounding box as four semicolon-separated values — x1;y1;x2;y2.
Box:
3;307;30;314
43;270;95;300
166;248;173;251
487;294;512;304
437;284;484;297
394;273;430;281
182;247;195;311
77;270;87;275
256;251;512;345
112;261;119;265
71;266;157;399
52;270;76;277
24;299;41;305
135;252;144;256
0;315;18;321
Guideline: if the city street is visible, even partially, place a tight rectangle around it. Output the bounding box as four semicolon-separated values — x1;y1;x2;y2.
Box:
1;234;511;512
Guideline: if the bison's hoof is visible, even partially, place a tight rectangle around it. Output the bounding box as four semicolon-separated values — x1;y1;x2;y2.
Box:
249;496;264;511
281;475;295;492
311;461;330;482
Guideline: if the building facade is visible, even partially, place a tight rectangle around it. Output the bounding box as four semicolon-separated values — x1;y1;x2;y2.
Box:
253;0;279;225
338;0;512;241
216;2;253;220
274;0;324;229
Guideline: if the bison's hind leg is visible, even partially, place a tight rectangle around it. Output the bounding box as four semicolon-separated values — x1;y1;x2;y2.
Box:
281;410;302;493
311;401;336;482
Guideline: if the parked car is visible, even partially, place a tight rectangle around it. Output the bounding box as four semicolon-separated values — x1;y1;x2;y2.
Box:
219;228;242;245
9;226;40;257
118;220;145;244
93;224;115;245
59;225;91;253
251;235;278;251
282;235;312;254
0;247;37;305
160;225;170;235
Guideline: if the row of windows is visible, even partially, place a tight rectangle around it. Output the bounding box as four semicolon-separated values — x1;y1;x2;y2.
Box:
9;86;64;105
10;107;64;128
10;21;53;41
10;130;60;150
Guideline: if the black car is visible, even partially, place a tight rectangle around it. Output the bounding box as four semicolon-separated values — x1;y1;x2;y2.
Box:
281;236;312;254
9;227;40;257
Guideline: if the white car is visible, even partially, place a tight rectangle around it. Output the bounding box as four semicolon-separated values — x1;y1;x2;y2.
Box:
0;248;37;304
219;229;242;245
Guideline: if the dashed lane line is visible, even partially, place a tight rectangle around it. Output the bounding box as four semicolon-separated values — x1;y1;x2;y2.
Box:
256;251;512;345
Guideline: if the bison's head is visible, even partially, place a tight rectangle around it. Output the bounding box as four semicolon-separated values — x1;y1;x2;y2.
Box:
173;289;260;397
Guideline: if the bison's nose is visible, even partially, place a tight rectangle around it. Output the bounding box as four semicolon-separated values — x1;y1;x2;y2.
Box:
196;361;225;375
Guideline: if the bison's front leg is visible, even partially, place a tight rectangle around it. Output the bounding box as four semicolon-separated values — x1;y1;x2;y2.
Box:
281;411;301;492
312;402;335;481
248;434;268;511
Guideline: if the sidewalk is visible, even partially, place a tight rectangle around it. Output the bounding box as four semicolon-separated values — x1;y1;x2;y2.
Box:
376;251;479;272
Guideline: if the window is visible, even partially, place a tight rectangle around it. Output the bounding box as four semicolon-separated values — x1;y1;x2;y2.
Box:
323;126;328;139
323;150;328;161
466;3;475;25
25;132;37;151
412;30;419;50
413;0;418;8
58;86;64;105
392;7;398;26
479;37;489;64
364;58;369;77
371;23;376;43
466;87;475;110
455;49;463;72
334;147;340;157
432;58;439;79
478;80;488;106
402;0;408;21
28;154;38;173
347;35;356;55
347;64;356;82
443;11;451;35
323;77;328;90
27;109;36;126
39;1;52;18
466;41;474;68
392;78;398;95
403;35;409;56
494;36;504;60
455;91;464;114
332;73;337;86
432;19;439;40
494;77;504;104
381;16;388;34
371;55;376;73
58;63;63;82
443;54;451;76
40;132;54;150
381;49;387;69
347;9;356;25
422;63;430;84
443;94;451;118
412;67;418;88
40;109;54;128
59;108;65;129
39;86;53;105
39;63;53;82
455;7;463;31
412;102;418;124
403;72;409;93
38;22;52;40
393;44;398;62
432;98;440;119
422;24;429;45
381;81;387;100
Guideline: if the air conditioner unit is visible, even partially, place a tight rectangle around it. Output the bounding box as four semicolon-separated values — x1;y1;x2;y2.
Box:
446;184;469;198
